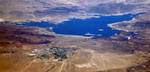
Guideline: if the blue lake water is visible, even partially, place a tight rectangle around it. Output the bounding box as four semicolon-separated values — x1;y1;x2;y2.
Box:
19;13;137;38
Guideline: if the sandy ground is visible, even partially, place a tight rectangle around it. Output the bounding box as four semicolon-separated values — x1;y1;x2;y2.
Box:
0;22;149;72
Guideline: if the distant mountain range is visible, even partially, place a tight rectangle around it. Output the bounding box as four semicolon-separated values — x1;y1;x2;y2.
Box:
0;0;149;23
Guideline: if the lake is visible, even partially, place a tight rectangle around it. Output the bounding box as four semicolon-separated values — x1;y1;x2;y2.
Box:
18;13;137;38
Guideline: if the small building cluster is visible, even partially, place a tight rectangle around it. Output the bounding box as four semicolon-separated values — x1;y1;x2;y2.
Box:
27;47;78;61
